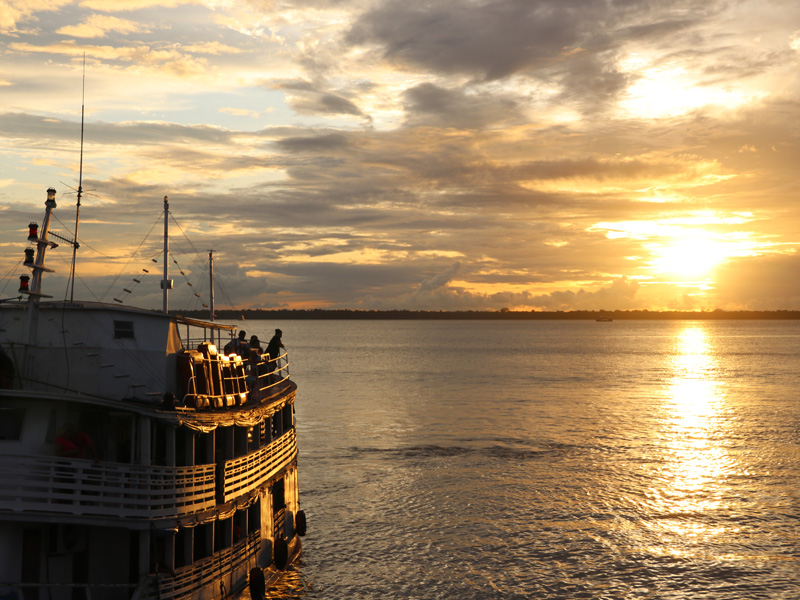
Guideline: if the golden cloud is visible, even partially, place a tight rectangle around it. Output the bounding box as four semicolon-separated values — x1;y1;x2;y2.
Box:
56;14;145;38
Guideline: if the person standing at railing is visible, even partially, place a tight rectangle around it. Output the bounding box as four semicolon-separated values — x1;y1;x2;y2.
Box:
265;329;284;378
249;335;263;354
224;330;250;357
249;335;264;378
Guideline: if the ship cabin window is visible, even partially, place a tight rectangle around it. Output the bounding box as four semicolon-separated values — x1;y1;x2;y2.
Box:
114;320;135;339
0;407;25;440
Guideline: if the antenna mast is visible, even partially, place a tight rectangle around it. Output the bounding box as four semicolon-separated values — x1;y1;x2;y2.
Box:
69;53;86;302
161;196;173;314
208;250;215;322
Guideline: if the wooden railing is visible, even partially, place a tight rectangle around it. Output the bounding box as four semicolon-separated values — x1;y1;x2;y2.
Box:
222;429;297;503
147;531;260;600
1;533;260;600
0;428;296;519
0;455;216;518
250;351;291;401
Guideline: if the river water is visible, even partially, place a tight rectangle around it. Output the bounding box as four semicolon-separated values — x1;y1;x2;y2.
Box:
239;319;800;600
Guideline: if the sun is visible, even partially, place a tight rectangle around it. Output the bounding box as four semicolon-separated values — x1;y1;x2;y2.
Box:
650;234;728;280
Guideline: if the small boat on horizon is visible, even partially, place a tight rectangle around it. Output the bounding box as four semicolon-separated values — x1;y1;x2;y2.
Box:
596;315;613;322
1;190;305;599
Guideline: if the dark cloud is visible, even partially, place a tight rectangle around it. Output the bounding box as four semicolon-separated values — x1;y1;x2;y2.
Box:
347;0;585;80
270;78;368;119
402;83;524;129
291;92;365;117
554;54;633;113
276;133;351;153
347;0;718;83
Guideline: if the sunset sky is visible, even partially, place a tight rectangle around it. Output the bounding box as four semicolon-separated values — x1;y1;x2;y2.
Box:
2;0;800;312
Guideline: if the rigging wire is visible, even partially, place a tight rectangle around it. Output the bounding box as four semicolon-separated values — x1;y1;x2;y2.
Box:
169;251;210;310
215;268;236;311
52;214;117;259
0;257;25;296
100;211;163;302
168;213;236;312
50;215;103;302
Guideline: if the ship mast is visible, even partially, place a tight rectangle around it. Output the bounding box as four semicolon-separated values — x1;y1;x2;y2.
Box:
208;249;215;322
69;54;86;302
19;189;58;380
25;189;58;302
161;196;173;314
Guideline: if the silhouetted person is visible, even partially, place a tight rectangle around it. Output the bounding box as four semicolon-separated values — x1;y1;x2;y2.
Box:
224;330;248;356
265;329;284;376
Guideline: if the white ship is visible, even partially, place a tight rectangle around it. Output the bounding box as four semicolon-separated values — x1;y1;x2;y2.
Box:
0;190;304;599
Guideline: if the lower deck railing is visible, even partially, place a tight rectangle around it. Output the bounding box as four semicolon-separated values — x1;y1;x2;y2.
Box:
147;531;260;600
0;429;297;519
0;456;215;518
0;532;261;600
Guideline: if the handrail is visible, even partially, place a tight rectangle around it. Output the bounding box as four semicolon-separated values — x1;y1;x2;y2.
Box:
1;533;261;600
249;350;291;402
222;429;297;503
0;455;215;519
147;531;259;599
0;429;297;519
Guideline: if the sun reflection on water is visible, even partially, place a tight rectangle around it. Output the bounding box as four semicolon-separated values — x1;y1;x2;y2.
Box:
651;325;732;553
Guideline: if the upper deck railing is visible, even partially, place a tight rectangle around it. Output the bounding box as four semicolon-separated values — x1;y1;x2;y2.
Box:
177;342;290;409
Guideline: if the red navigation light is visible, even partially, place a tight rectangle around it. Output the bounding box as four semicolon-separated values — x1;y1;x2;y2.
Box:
19;275;30;293
28;222;38;241
24;248;34;265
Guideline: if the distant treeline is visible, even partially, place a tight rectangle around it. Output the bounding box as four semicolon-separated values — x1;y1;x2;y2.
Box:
175;308;800;320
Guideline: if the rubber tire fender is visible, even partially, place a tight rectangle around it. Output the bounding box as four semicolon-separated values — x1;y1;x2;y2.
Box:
273;537;289;570
295;510;307;536
248;567;266;600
